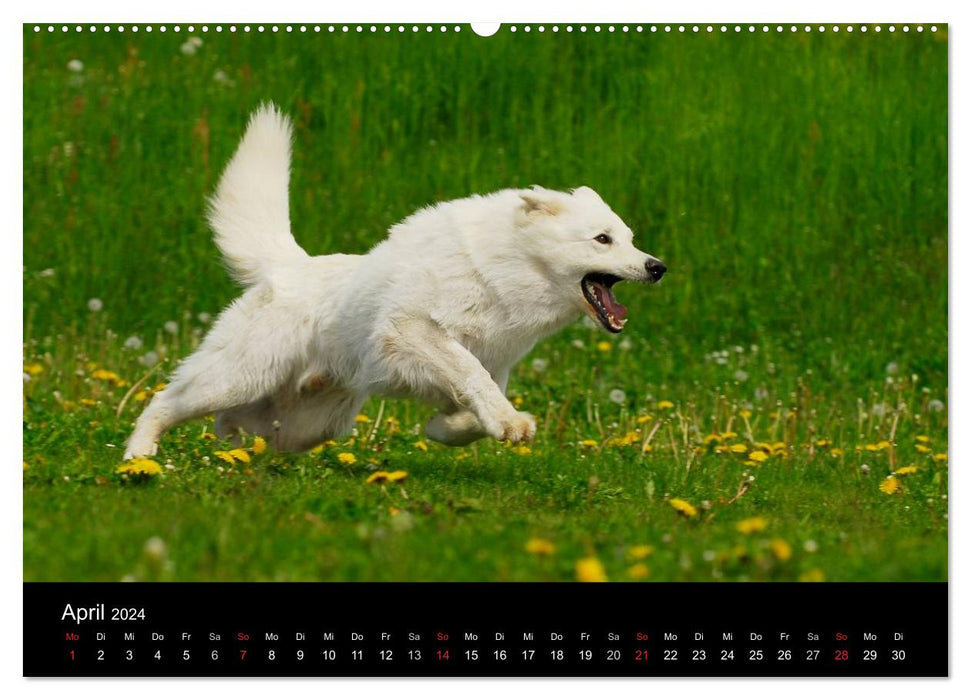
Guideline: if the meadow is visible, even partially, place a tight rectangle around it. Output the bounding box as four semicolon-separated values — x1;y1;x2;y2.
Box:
23;24;948;582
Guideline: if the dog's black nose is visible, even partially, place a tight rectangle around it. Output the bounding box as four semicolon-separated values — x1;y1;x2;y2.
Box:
646;258;667;282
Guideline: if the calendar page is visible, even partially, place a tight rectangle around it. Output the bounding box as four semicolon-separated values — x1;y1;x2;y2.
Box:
22;20;948;678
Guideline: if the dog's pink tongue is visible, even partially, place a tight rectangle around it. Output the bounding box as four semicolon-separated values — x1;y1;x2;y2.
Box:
595;283;627;320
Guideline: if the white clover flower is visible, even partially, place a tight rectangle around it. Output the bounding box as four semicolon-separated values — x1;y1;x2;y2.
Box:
618;338;632;351
859;463;871;475
139;350;159;367
571;339;585;350
715;356;727;365
38;268;55;278
531;358;548;373
87;298;103;312
608;389;626;405
123;336;143;350
180;41;197;55
197;312;211;323
67;59;84;72
928;399;944;413
164;321;179;334
143;537;168;562
190;36;203;48
733;369;749;382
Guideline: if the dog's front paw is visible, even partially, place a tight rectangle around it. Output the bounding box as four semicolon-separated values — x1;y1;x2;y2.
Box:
123;440;158;461
496;411;536;443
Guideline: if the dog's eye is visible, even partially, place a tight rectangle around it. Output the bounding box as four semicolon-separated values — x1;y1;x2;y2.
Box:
594;233;612;245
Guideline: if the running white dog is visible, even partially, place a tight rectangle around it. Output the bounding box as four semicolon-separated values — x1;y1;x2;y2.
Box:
124;104;666;459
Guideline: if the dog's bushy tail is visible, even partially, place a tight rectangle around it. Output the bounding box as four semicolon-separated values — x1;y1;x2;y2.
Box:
207;103;308;287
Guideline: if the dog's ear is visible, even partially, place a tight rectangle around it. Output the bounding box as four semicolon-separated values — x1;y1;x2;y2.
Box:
571;185;602;201
519;192;562;218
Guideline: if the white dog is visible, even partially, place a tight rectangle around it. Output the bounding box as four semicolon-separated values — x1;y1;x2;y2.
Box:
124;104;666;459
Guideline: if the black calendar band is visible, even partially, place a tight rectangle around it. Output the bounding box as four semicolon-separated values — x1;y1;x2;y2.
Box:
24;582;947;677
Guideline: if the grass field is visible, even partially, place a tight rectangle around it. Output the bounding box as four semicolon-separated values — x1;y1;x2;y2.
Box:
23;25;948;582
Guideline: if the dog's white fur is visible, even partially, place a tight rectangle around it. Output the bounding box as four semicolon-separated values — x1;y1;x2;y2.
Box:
125;104;663;459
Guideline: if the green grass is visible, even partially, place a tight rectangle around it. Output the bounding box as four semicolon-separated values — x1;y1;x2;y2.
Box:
23;25;948;582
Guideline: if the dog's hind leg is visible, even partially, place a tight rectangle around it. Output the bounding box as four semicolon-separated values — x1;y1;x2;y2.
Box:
124;345;292;459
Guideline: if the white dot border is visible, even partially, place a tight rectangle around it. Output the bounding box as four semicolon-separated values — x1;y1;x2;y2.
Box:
29;24;943;35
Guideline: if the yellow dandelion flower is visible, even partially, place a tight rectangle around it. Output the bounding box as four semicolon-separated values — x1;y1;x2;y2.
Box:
876;440;891;450
829;448;843;457
23;362;44;375
387;470;408;483
134;390;149;401
366;471;389;484
743;460;756;466
228;449;250;464
735;516;768;535
252;436;267;455
116;458;163;476
513;396;525;407
657;400;674;410
879;476;900;495
607;432;640;447
703;434;722;445
894;465;918;476
596;341;612;352
771;442;787;452
636;414;653;424
413;440;429;452
214;451;236;465
388;507;402;516
354;413;370;423
729;443;748;454
525;538;556;555
769;538;793;561
739;409;752;419
575;557;608;582
91;369;121;382
915;435;930;443
720;431;738;440
748;450;768;463
337;452;357;465
641;443;653;453
627;563;650;579
668;498;698;518
200;432;217;441
80;398;97;407
915;444;931;454
815;439;831;448
628;545;654;559
933;453;948;462
23;461;29;470
579;439;599;448
864;444;880;452
512;445;532;456
799;568;826;582
310;444;325;454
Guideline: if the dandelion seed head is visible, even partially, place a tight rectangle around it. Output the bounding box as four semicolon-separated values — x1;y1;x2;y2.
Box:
608;389;626;405
123;336;143;350
859;463;871;475
619;338;633;351
928;399;944;413
197;312;211;323
87;298;103;312
531;358;548;373
885;361;899;375
143;537;168;561
871;402;887;418
139;350;159;367
67;59;84;72
734;369;749;382
804;539;819;552
754;386;769;401
164;321;179;334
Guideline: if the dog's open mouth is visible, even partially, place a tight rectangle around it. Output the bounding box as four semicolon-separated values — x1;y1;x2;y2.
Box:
581;273;628;333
